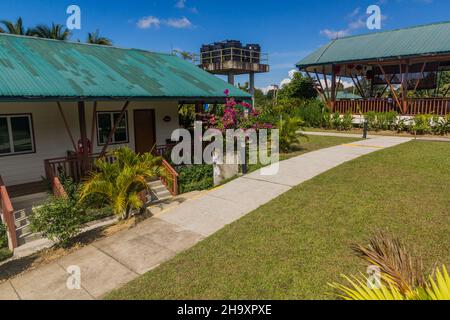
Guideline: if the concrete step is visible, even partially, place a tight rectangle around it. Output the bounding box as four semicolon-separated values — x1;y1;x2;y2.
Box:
14;209;29;220
15;224;32;238
17;231;43;246
148;179;173;202
14;215;30;228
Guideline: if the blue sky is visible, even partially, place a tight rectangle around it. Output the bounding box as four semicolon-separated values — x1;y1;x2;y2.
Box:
0;0;448;91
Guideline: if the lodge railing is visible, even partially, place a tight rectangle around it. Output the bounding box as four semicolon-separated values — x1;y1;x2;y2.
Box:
0;175;18;250
44;144;179;196
334;98;450;116
160;159;179;196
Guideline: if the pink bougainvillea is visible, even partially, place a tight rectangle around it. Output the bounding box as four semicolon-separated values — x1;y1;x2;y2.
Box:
204;94;272;132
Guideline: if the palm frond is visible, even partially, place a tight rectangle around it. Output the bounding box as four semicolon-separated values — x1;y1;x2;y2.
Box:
425;265;450;300
351;231;424;294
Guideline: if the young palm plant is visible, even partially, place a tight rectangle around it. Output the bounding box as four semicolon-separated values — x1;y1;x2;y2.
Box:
329;232;450;300
78;147;162;220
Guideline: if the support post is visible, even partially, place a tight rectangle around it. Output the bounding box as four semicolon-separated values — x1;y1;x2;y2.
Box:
249;72;255;96
78;101;89;172
57;102;78;152
91;101;98;145
330;65;337;111
378;64;402;113
227;72;235;86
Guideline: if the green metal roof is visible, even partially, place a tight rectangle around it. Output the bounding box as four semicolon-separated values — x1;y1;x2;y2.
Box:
297;21;450;68
0;33;251;101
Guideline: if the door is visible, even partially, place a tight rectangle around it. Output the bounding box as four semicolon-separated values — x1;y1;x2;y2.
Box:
134;109;156;154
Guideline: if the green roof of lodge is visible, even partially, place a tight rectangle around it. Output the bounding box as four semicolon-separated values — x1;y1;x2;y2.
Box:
297;21;450;68
0;34;250;102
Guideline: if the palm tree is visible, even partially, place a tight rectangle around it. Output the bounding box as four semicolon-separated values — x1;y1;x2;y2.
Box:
86;30;112;46
173;50;196;62
79;147;162;220
28;23;71;40
0;17;28;35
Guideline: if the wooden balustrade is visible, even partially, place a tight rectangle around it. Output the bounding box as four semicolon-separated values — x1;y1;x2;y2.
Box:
44;144;179;197
159;159;179;196
0;176;18;250
334;98;450;115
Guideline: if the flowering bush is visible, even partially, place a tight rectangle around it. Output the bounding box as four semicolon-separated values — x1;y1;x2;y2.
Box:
205;91;273;131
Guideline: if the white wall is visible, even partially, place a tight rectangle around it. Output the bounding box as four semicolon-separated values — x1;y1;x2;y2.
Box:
0;100;179;186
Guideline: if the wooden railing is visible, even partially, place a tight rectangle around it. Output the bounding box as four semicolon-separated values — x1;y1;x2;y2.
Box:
44;153;116;183
44;145;179;196
334;98;450;115
159;159;179;196
0;176;18;250
406;99;450;115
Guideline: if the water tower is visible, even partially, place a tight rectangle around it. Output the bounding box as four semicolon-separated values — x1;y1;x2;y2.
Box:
199;40;269;95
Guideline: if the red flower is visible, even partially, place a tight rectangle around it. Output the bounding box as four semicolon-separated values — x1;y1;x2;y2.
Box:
224;89;230;96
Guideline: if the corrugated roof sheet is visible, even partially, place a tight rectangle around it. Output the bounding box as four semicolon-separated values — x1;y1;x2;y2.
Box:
297;21;450;68
0;33;251;100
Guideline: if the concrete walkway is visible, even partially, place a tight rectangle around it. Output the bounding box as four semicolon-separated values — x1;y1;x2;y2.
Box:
0;136;411;300
303;130;450;142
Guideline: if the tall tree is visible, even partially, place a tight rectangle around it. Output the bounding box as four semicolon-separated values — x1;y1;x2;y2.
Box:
87;30;112;46
0;17;28;35
29;23;71;40
278;72;317;100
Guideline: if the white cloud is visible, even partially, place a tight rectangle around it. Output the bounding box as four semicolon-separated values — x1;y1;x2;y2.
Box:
175;0;186;9
137;16;160;29
320;6;388;40
136;16;193;29
165;17;192;28
320;29;350;39
279;69;299;88
259;85;278;94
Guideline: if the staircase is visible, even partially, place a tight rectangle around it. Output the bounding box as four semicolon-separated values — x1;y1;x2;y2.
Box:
147;180;173;203
11;193;48;246
9;182;172;248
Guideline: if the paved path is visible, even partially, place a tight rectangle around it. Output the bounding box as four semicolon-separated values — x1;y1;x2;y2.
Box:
303;130;450;142
0;136;411;300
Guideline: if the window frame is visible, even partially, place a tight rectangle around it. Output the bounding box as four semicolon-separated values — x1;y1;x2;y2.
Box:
0;113;36;157
96;111;129;146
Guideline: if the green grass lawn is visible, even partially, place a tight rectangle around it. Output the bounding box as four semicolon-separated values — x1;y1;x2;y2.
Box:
106;140;450;300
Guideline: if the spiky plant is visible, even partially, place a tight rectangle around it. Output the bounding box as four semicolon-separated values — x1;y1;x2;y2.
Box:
86;29;112;46
0;17;28;35
329;232;449;300
28;23;71;40
78;147;161;219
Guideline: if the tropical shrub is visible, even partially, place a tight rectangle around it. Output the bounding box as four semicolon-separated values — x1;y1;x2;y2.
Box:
412;114;432;135
278;117;305;152
30;197;83;247
342;112;354;131
432;115;450;136
364;111;398;131
329;232;450;300
395;118;411;133
178;164;214;194
331;112;343;130
79;147;161;220
298;100;328;127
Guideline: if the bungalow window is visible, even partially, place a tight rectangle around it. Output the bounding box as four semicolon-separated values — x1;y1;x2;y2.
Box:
97;111;128;145
0;114;35;156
